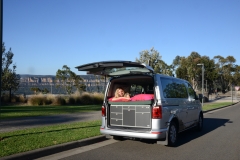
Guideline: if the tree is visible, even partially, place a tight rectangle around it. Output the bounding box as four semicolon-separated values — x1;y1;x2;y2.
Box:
30;87;41;94
174;52;217;92
136;47;173;75
55;65;86;94
1;43;20;101
174;52;201;89
42;88;49;94
233;65;240;86
214;55;237;93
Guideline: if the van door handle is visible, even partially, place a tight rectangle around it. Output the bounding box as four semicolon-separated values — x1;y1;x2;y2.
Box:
187;107;194;110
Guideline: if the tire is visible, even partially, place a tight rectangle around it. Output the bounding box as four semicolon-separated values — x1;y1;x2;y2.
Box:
168;121;178;147
196;114;203;131
113;136;123;141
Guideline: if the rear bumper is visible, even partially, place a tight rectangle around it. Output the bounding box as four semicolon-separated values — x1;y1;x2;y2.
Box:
100;127;167;139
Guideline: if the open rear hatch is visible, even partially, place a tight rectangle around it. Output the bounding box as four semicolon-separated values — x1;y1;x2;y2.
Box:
75;61;154;76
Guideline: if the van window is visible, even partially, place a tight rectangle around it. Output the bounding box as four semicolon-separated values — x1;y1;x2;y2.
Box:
161;78;188;99
173;80;188;98
130;84;144;96
186;82;196;99
160;78;176;98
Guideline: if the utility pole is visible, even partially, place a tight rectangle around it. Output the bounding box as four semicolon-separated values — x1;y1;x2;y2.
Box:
197;63;204;107
0;0;3;111
206;80;207;93
231;84;233;105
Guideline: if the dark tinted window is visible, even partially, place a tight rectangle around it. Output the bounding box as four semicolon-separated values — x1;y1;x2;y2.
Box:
130;84;144;96
186;82;195;99
174;80;188;98
161;78;176;98
161;77;188;98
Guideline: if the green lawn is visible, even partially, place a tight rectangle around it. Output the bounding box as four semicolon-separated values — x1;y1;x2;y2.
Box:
202;102;233;111
0;120;101;157
0;105;101;119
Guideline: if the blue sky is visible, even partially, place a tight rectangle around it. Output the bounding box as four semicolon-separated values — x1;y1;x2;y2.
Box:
3;0;240;75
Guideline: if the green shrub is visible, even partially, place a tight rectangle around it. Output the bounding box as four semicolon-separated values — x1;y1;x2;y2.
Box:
19;95;27;103
70;91;81;105
68;96;75;105
27;94;54;106
1;94;10;103
92;92;104;104
68;92;104;105
45;94;55;105
80;92;93;105
1;92;104;105
1;94;28;104
52;96;66;105
28;94;45;105
10;96;17;103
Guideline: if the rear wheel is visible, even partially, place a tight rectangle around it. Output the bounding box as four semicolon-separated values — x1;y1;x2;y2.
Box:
196;114;203;131
168;121;178;147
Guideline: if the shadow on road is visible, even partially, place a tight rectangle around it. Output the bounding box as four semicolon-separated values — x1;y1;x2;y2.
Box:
107;118;231;147
176;117;230;147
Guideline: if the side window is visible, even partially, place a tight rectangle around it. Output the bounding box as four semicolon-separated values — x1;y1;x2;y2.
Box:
146;84;154;94
173;80;188;98
186;82;196;99
161;78;176;98
130;84;144;96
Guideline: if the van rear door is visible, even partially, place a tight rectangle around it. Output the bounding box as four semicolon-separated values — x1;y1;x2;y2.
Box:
75;61;154;76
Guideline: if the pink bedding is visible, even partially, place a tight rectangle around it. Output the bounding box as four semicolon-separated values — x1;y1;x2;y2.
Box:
108;94;154;102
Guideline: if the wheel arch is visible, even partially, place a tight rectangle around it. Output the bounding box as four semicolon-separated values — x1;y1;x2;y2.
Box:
170;117;179;132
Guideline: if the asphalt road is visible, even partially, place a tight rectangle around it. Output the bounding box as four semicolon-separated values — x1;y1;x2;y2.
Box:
46;103;240;160
0;111;101;132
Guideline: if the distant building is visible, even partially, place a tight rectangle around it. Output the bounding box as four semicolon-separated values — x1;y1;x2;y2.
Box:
15;74;107;95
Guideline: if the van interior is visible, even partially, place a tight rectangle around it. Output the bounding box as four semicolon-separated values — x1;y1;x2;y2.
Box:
107;75;155;102
105;75;155;129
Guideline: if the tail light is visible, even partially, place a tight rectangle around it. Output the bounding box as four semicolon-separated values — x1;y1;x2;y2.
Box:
102;106;106;117
152;105;162;119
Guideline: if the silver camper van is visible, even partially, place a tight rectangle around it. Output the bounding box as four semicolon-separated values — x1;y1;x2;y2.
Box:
76;61;203;146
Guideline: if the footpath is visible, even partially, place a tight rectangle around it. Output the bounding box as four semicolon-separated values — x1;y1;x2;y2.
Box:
0;96;239;160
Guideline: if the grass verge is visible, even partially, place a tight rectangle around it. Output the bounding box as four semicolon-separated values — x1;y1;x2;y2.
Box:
0;120;101;157
202;102;233;111
0;105;101;119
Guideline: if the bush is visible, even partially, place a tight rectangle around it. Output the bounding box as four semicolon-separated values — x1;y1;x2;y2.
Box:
92;92;104;104
1;94;10;103
19;94;27;103
28;94;45;105
67;92;104;105
1;94;27;104
68;96;75;105
52;96;66;105
27;94;53;105
2;92;104;106
79;92;93;105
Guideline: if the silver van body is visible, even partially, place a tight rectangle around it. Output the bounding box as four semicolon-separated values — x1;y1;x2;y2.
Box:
76;61;203;146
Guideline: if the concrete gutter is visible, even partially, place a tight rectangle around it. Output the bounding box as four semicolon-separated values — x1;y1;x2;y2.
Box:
1;100;239;160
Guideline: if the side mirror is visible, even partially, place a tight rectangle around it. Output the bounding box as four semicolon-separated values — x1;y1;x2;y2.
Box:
195;93;199;100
